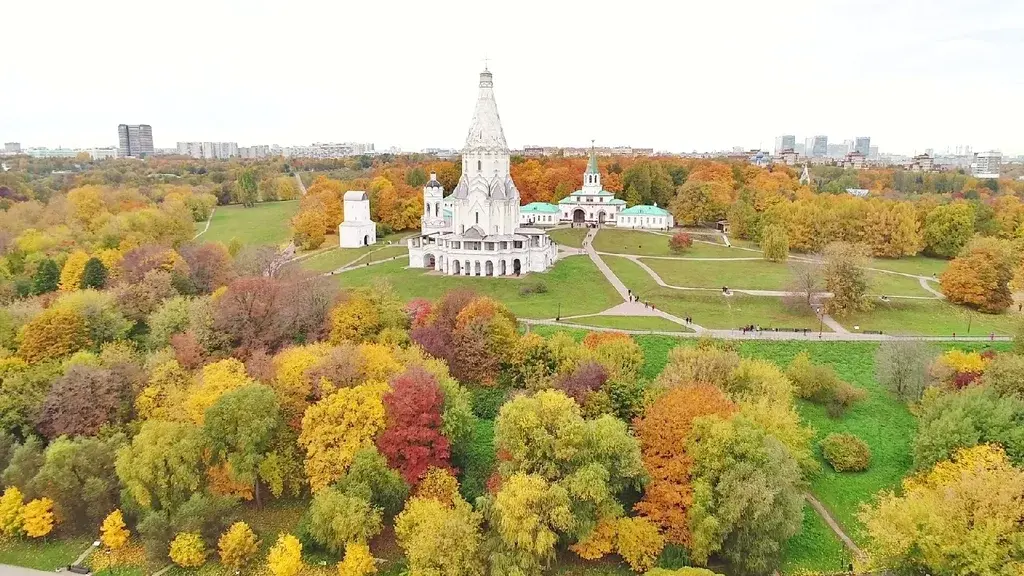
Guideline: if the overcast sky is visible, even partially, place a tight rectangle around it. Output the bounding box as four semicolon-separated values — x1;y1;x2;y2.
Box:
3;0;1022;155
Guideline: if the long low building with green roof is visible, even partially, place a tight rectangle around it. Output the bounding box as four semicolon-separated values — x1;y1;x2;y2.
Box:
517;144;673;230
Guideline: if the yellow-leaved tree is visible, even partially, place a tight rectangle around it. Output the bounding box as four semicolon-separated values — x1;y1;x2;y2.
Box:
21;498;55;538
184;358;253;424
0;487;25;538
299;384;386;492
169;532;206;567
337;542;376;576
100;509;129;550
859;444;1024;576
59;250;91;291
267;534;304;576
292;208;328;251
218;521;260;570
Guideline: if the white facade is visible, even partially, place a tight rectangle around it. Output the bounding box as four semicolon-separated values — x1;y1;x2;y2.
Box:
615;205;674;229
339;191;377;248
557;147;627;224
972;151;1001;179
407;69;557;276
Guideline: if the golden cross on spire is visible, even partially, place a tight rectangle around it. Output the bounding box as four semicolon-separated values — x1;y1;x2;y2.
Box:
483;55;490;70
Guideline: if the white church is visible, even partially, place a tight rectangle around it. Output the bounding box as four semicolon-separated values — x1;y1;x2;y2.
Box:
338;191;377;247
407;69;557;276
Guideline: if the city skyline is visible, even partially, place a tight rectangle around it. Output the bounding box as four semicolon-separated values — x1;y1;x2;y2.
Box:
2;0;1022;155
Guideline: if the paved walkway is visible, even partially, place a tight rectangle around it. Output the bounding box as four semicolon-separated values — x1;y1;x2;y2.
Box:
805;494;866;561
0;565;66;576
294;172;307;196
583;227;629;301
191;207;216;240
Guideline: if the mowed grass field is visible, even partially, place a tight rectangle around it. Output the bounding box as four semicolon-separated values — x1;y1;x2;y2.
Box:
605;256;825;330
199;200;299;247
562;314;693;332
838;298;1019;336
594;228;739;257
297;234;411;273
548;227;588;248
642;258;932;297
335;255;621;319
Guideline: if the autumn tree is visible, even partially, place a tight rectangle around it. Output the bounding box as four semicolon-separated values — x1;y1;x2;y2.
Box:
634;385;736;545
218;521;260;570
0;487;24;537
863;200;923;258
668;232;693;254
115;420;207;511
859;444;1024;576
377;367;452;485
333;447;409;518
180;243;235;293
59;250;90;291
622;160;674;207
299;384;386;492
21;497;55;538
395;495;484;576
203;384;282;506
822;241;872;316
305;176;345;231
267;534;304;576
28;435;123;532
16;307;91;363
37;364;132;439
913;386;1024;469
101;509;130;550
687;415;803;576
170;532;207;567
940;237;1016;313
923;202;975;258
292;207;328;250
307;488;382;553
760;224;789;262
671;181;730;226
875;340;933;402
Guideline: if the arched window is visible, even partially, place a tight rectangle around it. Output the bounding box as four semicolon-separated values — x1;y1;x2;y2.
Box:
475;212;479;224
435;203;439;217
477;160;482;172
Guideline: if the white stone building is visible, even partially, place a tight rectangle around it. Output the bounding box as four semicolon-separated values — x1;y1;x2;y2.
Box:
407;69;558;276
557;147;627;224
339;191;377;247
616;205;673;229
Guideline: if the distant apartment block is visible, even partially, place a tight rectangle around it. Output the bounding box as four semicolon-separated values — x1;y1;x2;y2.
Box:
284;142;374;158
117;124;154;158
240;145;272;159
806;135;828;157
908;154;934;172
3;143;20;154
971;151;1001;179
827;143;848;158
176;142;239;160
774;135;795;155
854;137;871;156
778;150;800;166
26;147;77;158
844;151;866;170
87;147;119;160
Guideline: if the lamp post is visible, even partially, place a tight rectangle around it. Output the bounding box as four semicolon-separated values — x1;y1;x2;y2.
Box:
815;306;823;337
556;302;561;322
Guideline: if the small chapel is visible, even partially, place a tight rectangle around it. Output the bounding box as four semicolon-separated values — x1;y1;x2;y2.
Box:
338;191;377;247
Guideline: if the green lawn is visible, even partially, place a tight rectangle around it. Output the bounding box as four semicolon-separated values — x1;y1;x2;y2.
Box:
605;256;825;330
868;255;949;277
562;315;693;332
296;233;410;273
0;537;92;570
548;227;588;248
200;200;300;247
642;258;931;297
594;228;739;257
837;299;1019;336
335;255;621;319
781;504;852;574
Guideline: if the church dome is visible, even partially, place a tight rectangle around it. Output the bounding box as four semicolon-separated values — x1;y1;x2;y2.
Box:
464;69;508;152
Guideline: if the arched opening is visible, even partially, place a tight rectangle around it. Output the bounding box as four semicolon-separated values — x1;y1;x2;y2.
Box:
499;260;507;275
435;203;440;217
363;235;369;246
425;254;436;269
453;260;461;275
598;211;606;224
477;160;481;172
485;260;494;276
513;259;521;276
474;261;481;276
572;209;585;224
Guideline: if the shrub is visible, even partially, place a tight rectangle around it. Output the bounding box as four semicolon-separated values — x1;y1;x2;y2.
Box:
338;541;376;576
21;497;55;538
100;509;130;550
169;532;206;567
218;521;260;570
821;433;871;472
267;534;304;576
518;281;548;296
669;232;693;253
827;381;867;418
787;352;865;417
0;486;25;538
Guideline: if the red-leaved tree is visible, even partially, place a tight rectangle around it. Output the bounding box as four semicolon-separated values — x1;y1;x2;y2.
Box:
669;232;693;254
555;361;608;406
376;367;452;485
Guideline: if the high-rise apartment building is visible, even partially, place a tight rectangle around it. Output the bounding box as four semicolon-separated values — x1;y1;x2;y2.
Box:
854;137;871;156
805;135;828;157
3;143;20;154
972;151;1001;179
774;135;796;155
117;124;154;158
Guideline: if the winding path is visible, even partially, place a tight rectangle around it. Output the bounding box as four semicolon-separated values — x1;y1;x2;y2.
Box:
191;207;216;240
805;493;866;561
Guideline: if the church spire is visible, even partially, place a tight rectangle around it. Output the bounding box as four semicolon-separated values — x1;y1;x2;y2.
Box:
463;68;508;153
585;140;599;175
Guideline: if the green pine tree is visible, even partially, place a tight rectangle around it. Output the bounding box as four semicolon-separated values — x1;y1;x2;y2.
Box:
32;259;59;294
80;257;108;289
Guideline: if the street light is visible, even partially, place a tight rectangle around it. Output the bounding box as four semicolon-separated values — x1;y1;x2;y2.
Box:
815;306;823;337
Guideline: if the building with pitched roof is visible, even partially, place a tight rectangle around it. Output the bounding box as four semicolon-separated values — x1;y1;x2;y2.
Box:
407;69;557;276
617;204;673;229
339;191;377;247
556;144;628;225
